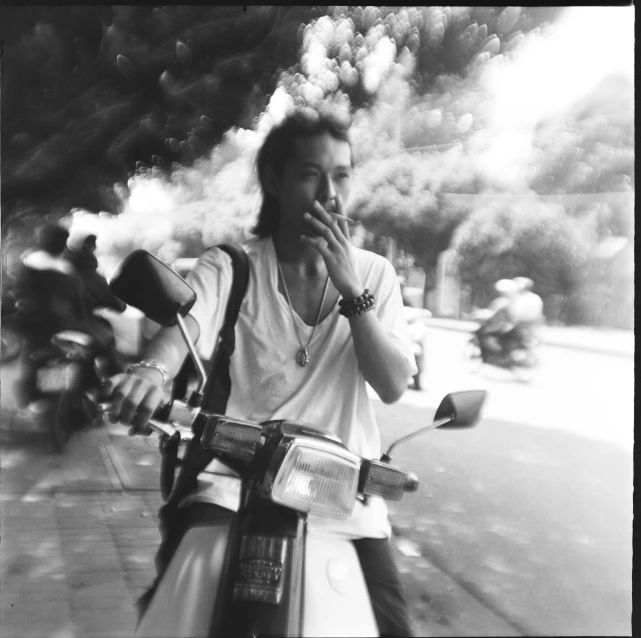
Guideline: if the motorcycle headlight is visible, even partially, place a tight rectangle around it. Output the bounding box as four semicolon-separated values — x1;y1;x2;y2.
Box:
269;441;361;520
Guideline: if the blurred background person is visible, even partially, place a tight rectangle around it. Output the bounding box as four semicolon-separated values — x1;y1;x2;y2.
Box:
13;223;121;410
64;230;127;314
475;278;521;355
13;223;84;409
510;276;544;345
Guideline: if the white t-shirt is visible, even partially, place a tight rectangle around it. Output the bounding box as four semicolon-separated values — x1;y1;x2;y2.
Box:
186;235;417;539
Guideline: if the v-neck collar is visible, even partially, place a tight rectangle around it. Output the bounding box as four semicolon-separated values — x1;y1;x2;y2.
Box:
267;235;339;329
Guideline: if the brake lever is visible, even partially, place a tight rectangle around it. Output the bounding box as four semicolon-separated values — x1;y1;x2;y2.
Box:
96;402;195;442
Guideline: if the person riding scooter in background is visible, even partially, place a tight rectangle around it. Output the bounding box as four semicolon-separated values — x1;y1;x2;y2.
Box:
64;230;127;315
105;107;417;637
476;278;521;355
13;223;83;409
508;276;544;346
476;277;543;356
14;223;120;410
64;230;127;368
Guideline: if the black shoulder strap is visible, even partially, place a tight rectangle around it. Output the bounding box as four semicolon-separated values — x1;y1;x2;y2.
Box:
200;243;249;414
170;243;249;406
162;242;249;504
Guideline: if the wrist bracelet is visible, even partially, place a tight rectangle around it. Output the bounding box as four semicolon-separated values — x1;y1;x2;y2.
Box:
126;359;169;385
339;289;376;317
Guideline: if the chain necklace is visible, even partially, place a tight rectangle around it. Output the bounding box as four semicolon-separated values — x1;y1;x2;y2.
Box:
276;256;330;367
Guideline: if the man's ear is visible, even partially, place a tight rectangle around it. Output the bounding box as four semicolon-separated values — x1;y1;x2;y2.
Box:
263;165;280;197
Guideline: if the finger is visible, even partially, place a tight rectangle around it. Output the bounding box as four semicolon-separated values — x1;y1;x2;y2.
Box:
312;200;337;227
304;212;340;247
130;385;165;432
115;377;155;425
335;215;351;240
100;373;125;400
108;375;139;422
300;235;331;256
128;425;153;437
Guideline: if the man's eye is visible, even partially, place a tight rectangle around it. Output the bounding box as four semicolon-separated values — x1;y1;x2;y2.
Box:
336;172;351;180
300;170;319;179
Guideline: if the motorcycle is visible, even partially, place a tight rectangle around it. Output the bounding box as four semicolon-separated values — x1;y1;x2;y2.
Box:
24;329;111;452
465;309;539;383
14;299;122;452
104;250;488;638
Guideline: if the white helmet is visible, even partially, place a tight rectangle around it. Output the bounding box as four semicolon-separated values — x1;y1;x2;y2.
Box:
513;276;534;291
494;278;519;295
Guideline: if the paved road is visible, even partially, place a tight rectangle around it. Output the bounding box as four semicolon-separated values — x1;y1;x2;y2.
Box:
374;326;633;636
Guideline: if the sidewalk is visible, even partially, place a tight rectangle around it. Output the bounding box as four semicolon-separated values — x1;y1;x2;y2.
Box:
425;317;634;358
1;489;162;638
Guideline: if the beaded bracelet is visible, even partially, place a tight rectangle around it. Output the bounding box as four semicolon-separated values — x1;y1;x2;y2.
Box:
126;359;169;386
339;289;376;317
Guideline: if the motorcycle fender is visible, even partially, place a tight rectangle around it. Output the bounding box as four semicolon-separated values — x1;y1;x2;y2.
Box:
302;532;379;637
135;506;234;638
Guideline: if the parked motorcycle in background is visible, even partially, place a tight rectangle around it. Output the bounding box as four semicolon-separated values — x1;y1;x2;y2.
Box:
103;250;488;638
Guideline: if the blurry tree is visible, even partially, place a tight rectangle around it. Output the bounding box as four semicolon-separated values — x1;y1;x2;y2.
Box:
2;5;559;246
451;200;594;320
348;151;471;295
530;74;634;199
1;6;316;221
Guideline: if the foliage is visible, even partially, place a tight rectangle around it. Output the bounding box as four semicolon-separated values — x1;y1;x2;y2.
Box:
530;75;635;197
348;151;471;273
451;200;594;312
2;6;633;329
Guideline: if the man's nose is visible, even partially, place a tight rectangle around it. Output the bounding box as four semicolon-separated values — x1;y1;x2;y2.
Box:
318;175;337;207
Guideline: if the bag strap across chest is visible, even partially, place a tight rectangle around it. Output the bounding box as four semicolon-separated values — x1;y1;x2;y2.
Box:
161;242;249;503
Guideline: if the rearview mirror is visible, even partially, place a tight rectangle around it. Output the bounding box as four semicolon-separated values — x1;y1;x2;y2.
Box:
433;390;487;429
109;250;197;327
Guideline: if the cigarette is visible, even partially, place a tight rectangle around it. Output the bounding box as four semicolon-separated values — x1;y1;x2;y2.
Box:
332;213;355;224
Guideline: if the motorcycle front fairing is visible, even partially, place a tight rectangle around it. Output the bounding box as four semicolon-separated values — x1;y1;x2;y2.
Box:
135;500;238;638
135;419;380;638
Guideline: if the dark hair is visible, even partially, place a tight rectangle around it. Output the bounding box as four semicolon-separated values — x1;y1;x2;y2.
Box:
252;106;353;237
37;223;69;256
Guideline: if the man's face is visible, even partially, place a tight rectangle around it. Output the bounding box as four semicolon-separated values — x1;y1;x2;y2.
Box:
272;133;352;237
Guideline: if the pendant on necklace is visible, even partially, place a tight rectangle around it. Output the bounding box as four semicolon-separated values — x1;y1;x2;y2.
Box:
296;348;310;367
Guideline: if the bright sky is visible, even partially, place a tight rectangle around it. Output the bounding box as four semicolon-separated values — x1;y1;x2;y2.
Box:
485;5;635;130
476;6;634;188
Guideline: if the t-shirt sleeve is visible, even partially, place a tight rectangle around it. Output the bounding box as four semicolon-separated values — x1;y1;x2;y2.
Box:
184;247;233;360
372;257;419;376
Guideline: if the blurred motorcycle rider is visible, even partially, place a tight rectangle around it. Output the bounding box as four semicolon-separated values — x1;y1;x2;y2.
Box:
14;223;118;409
476;278;521;354
105;107;417;636
477;277;543;355
510;276;544;344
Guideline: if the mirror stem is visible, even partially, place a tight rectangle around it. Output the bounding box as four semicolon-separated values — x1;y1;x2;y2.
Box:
176;315;207;394
382;415;453;461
